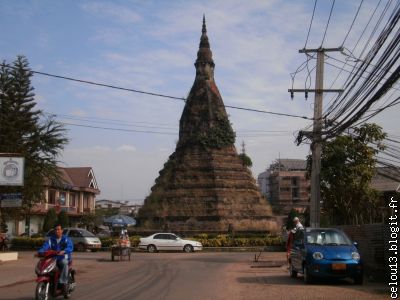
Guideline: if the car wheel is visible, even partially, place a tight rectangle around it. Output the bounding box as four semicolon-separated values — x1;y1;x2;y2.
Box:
76;243;85;252
303;264;313;284
147;244;157;253
183;245;193;253
354;275;363;285
289;263;297;278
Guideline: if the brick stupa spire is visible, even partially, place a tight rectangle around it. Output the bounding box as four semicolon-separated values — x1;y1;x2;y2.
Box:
139;17;276;231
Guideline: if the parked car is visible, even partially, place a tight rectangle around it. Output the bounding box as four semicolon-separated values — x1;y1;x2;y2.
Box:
47;228;102;252
96;229;111;238
139;233;202;253
289;228;363;284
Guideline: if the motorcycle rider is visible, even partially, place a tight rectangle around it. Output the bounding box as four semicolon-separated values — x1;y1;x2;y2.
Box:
38;224;73;293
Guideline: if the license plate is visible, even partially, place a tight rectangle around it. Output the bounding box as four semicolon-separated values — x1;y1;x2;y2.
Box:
332;263;346;271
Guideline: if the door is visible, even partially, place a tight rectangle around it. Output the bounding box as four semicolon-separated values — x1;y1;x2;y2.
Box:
166;234;181;251
153;234;169;250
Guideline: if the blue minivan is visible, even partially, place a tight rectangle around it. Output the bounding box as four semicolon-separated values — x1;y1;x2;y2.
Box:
289;228;363;284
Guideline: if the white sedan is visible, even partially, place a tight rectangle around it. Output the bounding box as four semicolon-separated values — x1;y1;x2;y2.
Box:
139;233;203;253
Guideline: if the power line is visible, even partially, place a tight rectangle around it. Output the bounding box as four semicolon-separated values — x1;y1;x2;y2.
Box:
324;59;400;93
61;121;299;138
341;0;364;46
1;63;313;120
325;0;384;109
45;112;177;127
304;0;318;48
321;0;336;47
53;114;178;130
321;2;400;135
49;112;300;135
61;122;177;135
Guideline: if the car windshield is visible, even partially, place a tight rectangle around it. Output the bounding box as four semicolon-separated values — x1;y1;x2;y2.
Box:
305;229;351;246
78;229;96;237
46;229;68;236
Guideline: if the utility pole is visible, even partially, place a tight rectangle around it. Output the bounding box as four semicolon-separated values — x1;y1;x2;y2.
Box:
289;47;343;228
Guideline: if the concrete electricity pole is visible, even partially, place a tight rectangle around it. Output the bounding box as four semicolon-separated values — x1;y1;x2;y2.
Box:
289;47;343;228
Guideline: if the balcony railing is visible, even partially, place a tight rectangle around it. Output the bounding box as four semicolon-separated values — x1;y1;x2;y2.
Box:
33;203;78;214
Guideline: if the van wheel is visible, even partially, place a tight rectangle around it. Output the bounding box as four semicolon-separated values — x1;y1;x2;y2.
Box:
354;275;363;285
76;243;85;252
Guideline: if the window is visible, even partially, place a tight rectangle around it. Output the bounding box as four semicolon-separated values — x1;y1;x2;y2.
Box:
69;193;76;207
306;230;351;245
83;195;89;209
59;192;66;206
154;234;166;240
167;234;177;240
78;229;95;237
68;230;81;237
292;188;299;198
48;190;56;204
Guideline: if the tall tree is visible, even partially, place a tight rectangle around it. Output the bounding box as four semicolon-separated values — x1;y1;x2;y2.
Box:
312;123;386;225
0;56;68;227
42;208;58;233
57;210;70;228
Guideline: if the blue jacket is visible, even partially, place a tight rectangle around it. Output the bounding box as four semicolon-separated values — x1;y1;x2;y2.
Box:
39;234;73;262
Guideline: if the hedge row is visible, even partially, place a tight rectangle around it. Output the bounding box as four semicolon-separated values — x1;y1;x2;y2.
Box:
11;237;45;249
192;234;284;247
10;235;283;250
99;236;141;248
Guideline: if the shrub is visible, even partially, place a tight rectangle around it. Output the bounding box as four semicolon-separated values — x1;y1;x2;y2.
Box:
11;237;45;249
99;235;141;248
99;237;115;248
191;235;284;247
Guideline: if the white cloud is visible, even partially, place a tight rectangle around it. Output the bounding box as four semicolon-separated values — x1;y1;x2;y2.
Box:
71;109;87;117
65;146;112;155
80;2;141;24
117;144;136;152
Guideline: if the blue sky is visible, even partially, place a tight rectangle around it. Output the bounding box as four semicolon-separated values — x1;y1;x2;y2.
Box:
1;0;398;202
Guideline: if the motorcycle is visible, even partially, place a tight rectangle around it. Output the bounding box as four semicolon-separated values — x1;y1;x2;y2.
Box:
35;250;76;299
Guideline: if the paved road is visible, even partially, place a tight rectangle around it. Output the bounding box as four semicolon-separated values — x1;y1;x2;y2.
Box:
0;251;388;300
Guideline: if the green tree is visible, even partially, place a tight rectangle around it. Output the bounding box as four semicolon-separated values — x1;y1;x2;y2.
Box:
238;153;253;167
79;212;97;231
0;56;68;225
57;210;70;228
313;123;386;225
42;208;58;232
